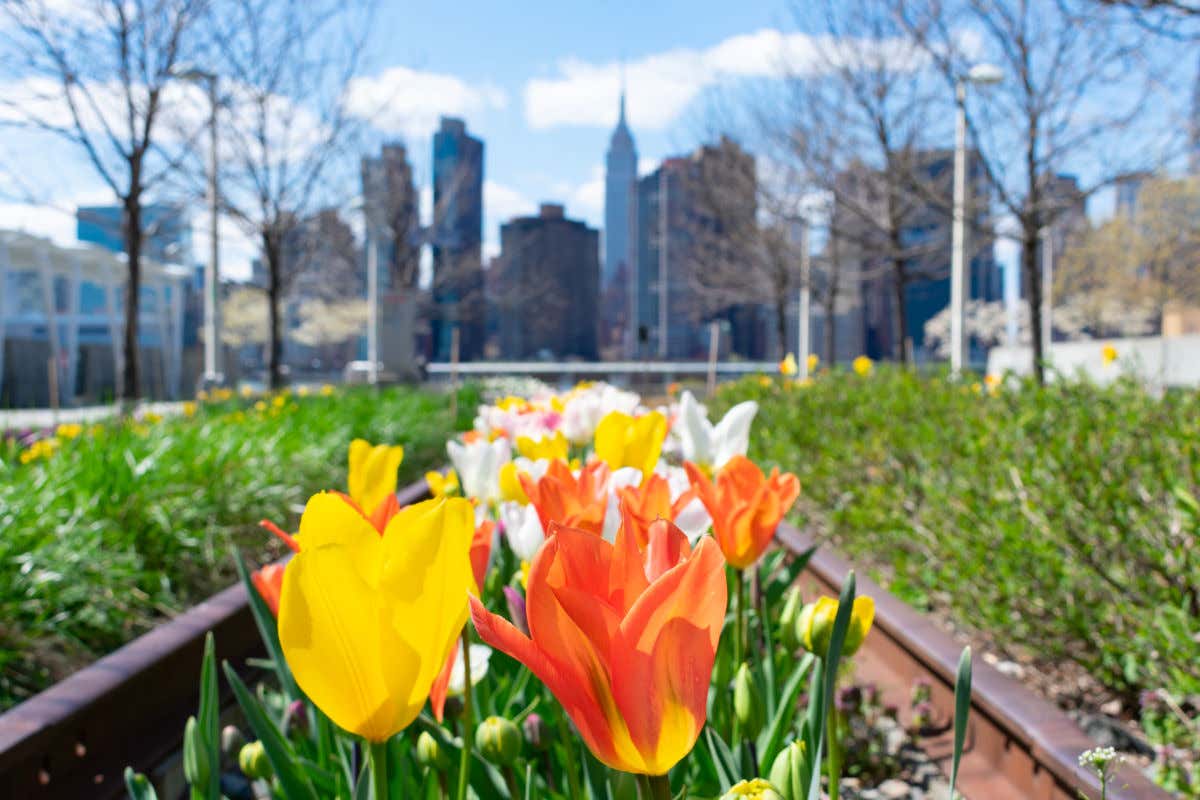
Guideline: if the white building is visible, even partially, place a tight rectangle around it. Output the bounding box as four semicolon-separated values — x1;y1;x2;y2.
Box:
0;231;190;407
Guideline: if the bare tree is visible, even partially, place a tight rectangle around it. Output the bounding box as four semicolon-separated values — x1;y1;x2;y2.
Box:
202;0;372;387
898;0;1170;382
0;0;208;402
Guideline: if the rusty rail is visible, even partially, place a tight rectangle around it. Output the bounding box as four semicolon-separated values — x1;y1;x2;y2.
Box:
0;481;429;799
776;523;1171;800
0;478;1170;799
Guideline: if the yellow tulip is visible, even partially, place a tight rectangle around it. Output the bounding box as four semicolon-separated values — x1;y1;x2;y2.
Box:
807;353;819;372
852;356;874;376
516;431;569;462
498;462;529;504
426;468;461;497
778;353;798;376
593;410;667;476
348;439;405;515
279;494;475;741
1101;344;1118;366
55;422;83;440
795;595;874;658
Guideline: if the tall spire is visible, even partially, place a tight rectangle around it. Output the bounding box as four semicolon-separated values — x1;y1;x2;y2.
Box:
618;59;627;125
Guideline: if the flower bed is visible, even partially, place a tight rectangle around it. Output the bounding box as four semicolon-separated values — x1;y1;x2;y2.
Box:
121;380;986;800
710;366;1200;796
0;385;472;710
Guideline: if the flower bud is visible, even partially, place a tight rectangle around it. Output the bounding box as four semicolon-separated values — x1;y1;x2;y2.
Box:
768;741;810;800
441;694;464;722
522;712;549;751
182;716;211;788
238;741;272;780
416;731;451;771
733;663;764;733
476;716;521;766
778;587;803;651
503;586;530;636
283;699;308;737
721;778;784;799
795;596;874;658
221;725;246;759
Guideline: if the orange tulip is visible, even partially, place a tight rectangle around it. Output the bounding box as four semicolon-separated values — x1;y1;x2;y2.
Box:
430;519;495;720
685;455;800;569
251;563;286;615
519;459;611;536
616;472;696;550
469;516;727;775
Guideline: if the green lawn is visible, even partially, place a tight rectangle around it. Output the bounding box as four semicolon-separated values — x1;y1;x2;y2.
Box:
0;384;473;710
711;368;1200;785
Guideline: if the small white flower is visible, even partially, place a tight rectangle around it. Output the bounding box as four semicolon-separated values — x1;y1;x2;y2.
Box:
447;437;511;504
448;642;492;695
500;501;545;562
601;467;644;542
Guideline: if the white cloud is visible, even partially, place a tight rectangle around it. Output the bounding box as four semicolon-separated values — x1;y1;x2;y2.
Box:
485;180;536;223
0;202;79;246
524;28;931;131
347;66;507;140
568;165;605;222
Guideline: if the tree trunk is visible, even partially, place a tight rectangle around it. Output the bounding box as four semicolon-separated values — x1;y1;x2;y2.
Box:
265;232;284;389
775;286;790;360
1022;224;1045;385
823;297;837;365
893;262;909;365
121;193;143;403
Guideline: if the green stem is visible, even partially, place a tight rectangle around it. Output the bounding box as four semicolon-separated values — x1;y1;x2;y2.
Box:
455;633;474;800
734;569;746;667
502;766;520;799
638;773;672;800
827;707;841;800
561;739;583;800
369;739;390;800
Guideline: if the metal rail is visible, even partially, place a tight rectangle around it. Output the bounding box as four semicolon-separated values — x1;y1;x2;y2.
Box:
0;480;1168;799
776;523;1171;800
425;360;778;375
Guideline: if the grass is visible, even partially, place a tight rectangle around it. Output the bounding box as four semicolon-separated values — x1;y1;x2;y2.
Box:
0;384;474;710
711;367;1200;790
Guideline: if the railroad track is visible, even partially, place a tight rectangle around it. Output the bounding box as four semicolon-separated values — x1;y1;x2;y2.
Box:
0;482;1171;799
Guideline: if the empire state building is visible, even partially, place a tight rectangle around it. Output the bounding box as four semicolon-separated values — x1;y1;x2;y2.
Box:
603;88;638;356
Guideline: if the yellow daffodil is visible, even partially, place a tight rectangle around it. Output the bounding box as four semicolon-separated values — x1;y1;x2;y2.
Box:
426;468;461;497
272;395;286;409
795;595;874;658
1101;344;1118;366
143;412;163;424
320;384;335;397
779;353;798;376
278;494;475;741
182;401;197;417
19;438;60;464
254;400;267;412
757;375;772;388
498;462;530;504
347;439;405;515
55;422;83;440
593;410;667;476
807;353;819;372
852;355;874;376
516;431;569;462
984;373;1002;392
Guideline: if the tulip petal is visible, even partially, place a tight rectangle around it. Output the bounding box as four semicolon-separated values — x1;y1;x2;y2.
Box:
279;544;399;741
295;492;384;587
642;519;692;583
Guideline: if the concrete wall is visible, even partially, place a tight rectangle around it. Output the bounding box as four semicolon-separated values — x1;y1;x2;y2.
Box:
987;334;1200;389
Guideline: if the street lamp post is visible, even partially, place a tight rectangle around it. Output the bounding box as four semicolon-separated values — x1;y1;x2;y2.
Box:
950;63;1002;376
176;67;223;388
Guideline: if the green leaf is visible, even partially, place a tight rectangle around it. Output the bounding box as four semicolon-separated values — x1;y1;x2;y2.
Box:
222;661;320;800
703;726;737;789
805;571;857;800
756;653;814;769
234;548;302;702
124;767;159;800
950;647;973;799
195;633;221;800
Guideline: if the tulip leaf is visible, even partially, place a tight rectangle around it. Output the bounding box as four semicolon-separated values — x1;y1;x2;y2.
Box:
193;633;221;800
222;661;320;800
233;548;302;702
763;546;816;609
804;571;857;800
949;646;973;799
757;652;814;770
702;726;738;789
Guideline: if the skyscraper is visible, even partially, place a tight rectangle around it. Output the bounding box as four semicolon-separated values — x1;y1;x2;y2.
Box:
491;203;600;360
361;144;420;291
431;117;485;360
634;139;760;359
604;88;638;357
